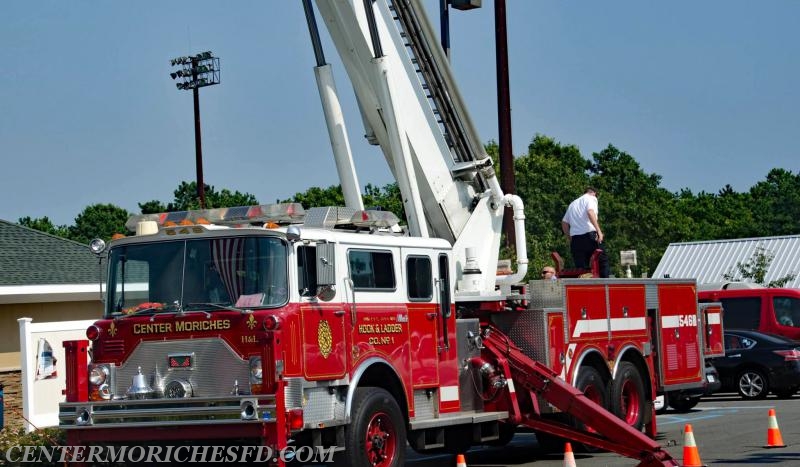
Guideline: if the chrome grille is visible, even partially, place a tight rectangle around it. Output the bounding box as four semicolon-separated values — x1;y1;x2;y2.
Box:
112;338;249;398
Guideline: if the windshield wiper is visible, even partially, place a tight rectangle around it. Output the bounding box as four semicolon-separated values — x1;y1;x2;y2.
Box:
186;302;246;313
113;305;170;319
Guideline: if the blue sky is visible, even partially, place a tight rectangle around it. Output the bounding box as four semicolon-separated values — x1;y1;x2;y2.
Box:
1;1;797;226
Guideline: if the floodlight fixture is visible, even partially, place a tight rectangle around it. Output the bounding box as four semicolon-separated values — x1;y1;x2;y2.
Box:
620;250;638;278
168;51;221;209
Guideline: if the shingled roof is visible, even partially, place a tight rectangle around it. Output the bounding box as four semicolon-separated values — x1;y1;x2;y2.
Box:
0;219;100;286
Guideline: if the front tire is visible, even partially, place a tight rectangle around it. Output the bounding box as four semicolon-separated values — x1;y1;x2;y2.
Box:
609;362;647;431
341;387;406;467
737;369;768;400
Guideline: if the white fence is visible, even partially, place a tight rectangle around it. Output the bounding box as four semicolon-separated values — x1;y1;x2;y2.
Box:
18;317;94;432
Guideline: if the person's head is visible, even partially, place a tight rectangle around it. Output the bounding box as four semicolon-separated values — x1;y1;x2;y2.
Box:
541;266;557;280
585;187;598;197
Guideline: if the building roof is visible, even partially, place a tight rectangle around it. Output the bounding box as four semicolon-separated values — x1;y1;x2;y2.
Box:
652;234;800;288
0;219;100;286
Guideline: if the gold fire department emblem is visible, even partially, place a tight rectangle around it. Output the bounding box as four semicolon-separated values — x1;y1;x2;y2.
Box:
108;322;117;337
317;320;333;359
246;314;257;330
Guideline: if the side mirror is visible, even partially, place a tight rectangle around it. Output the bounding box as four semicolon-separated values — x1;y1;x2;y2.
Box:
316;242;336;301
316;285;336;302
286;226;301;243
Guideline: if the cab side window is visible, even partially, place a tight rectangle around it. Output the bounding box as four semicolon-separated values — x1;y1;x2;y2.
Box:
349;250;395;291
297;245;317;297
720;297;761;329
406;256;432;301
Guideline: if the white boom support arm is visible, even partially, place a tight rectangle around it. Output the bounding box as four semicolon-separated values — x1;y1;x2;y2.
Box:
311;0;527;296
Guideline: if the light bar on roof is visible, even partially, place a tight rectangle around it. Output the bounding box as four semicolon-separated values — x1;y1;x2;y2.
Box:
350;210;400;229
125;203;306;232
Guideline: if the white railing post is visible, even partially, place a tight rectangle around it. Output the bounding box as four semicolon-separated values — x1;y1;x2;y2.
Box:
17;317;34;432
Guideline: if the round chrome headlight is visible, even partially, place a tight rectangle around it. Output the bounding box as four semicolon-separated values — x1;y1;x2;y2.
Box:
89;365;109;386
76;407;92;426
98;384;112;400
89;238;107;254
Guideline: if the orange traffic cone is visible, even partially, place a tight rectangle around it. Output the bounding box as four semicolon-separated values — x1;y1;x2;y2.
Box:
455;453;467;467
563;442;577;467
764;408;787;448
682;424;705;467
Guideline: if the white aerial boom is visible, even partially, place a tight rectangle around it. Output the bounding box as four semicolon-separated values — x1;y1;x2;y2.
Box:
305;0;528;297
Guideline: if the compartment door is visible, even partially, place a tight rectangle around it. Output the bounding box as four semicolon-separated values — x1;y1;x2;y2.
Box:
608;284;648;339
656;283;703;388
700;302;725;358
547;310;567;377
565;284;608;344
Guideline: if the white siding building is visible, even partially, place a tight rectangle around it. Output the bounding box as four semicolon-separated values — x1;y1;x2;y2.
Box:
652;235;800;288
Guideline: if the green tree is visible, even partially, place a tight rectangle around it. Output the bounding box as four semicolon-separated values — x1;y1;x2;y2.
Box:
588;144;689;275
17;216;70;238
282;185;344;209
138;181;259;213
68;203;130;244
675;186;756;241
362;183;404;220
510;135;591;277
749;168;800;236
281;183;405;221
138;200;167;215
722;246;797;287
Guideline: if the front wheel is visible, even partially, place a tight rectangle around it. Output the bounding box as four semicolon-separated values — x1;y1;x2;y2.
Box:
609;362;647;431
340;387;406;467
737;369;768;400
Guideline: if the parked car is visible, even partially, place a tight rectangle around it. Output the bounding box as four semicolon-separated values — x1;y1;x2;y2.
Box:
711;329;800;399
666;361;722;412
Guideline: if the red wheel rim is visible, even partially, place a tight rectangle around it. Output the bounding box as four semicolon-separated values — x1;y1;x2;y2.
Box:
620;379;641;425
365;411;397;465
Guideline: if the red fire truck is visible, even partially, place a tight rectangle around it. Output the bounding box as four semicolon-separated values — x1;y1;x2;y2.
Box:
59;1;720;466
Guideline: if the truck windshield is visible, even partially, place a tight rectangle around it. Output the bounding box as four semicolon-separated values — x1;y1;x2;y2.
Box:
106;236;288;317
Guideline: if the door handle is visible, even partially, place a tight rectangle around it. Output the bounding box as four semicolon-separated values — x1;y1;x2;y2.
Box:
334;310;345;317
426;312;437;320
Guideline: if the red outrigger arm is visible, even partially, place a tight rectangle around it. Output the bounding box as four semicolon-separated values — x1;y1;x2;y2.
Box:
480;326;679;467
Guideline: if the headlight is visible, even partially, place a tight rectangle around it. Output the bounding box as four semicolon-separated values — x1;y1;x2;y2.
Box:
249;356;262;383
89;365;109;386
98;384;112;400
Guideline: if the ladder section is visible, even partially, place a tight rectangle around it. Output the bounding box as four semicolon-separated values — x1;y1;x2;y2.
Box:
390;0;487;174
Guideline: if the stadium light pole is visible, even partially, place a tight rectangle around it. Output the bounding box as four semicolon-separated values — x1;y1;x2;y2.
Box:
169;51;220;208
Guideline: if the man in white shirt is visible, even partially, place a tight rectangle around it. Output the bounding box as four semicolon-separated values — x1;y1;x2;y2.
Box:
561;187;609;277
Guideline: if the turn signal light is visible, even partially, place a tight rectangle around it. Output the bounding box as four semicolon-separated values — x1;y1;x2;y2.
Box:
86;325;101;341
287;408;304;431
